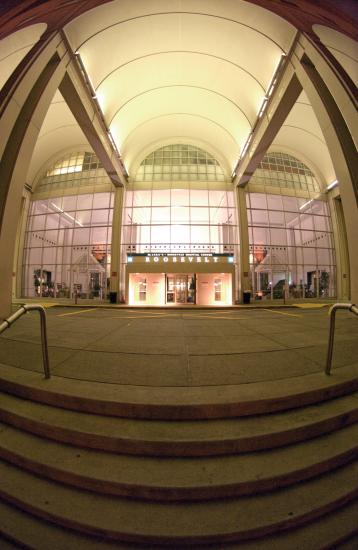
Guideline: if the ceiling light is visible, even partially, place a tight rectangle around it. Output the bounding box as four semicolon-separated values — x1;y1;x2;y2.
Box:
257;97;268;118
299;199;313;211
50;202;83;226
326;180;338;191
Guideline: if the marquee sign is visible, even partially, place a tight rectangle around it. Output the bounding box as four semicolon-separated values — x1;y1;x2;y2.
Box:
127;253;234;264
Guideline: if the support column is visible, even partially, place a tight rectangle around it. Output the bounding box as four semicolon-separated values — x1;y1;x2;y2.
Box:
328;191;350;301
110;187;124;302
291;34;358;303
13;189;32;299
0;32;69;318
236;187;250;302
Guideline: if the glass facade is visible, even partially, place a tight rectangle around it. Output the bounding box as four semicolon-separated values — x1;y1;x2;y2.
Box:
247;153;335;299
22;192;113;298
123;144;236;256
123;186;237;255
20;147;337;302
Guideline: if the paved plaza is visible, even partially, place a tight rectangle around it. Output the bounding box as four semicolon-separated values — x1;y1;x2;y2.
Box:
1;305;357;386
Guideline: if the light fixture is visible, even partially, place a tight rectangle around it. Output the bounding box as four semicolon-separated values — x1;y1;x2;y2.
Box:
299;199;314;211
257;97;268;118
49;202;83;226
326;180;338;191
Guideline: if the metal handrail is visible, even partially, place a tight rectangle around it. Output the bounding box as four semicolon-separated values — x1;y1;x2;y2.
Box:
325;303;358;375
0;304;50;378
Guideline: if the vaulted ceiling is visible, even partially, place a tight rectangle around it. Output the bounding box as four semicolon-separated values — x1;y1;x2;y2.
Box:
64;0;296;174
1;0;356;186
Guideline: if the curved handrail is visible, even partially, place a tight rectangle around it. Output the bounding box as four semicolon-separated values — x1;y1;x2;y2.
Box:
325;303;358;376
0;304;50;379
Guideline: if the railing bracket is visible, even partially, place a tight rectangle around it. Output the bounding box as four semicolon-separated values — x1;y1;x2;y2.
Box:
0;304;50;378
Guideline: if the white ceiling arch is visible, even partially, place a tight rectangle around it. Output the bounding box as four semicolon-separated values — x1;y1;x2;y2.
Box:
0;22;47;91
121;114;238;176
27;91;90;186
271;91;336;187
65;0;296;175
313;24;358;86
109;86;250;162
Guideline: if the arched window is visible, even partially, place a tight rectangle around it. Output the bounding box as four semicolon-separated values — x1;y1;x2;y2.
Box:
249;152;321;193
37;151;110;191
135;144;227;182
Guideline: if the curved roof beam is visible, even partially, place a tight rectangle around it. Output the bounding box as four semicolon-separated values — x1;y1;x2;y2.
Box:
281;125;327;146
75;12;286;53
108;85;253;128
96;50;266;93
121;113;239;149
35;124;81;141
120;113;239;173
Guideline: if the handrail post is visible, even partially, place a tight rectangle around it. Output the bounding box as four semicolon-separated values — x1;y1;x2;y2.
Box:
325;303;357;376
0;304;50;379
325;304;338;375
23;304;51;379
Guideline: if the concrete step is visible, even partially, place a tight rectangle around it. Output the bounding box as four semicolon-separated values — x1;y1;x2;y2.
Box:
1;497;356;550
0;458;357;545
334;535;358;550
0;362;357;419
0;535;20;550
1;390;357;456
0;420;357;501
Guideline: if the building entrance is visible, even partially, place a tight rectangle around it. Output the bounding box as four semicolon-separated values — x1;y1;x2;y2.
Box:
166;274;195;304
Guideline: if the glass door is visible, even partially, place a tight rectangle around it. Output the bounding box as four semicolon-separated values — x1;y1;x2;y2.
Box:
166;274;195;304
175;275;187;303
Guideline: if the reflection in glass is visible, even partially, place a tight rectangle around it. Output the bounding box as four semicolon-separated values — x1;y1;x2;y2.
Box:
23;192;113;299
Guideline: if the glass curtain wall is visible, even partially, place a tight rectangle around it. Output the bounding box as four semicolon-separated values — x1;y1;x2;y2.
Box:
22;152;113;299
247;153;336;299
122;144;238;256
123;187;237;255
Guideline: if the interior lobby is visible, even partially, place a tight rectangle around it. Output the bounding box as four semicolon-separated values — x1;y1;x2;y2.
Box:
0;0;357;547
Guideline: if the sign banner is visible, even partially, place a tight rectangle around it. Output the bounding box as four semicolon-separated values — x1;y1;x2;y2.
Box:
127;253;234;265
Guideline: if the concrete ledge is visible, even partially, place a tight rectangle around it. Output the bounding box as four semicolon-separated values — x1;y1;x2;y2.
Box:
0;459;356;545
0;421;357;501
0;497;356;550
0;391;357;456
0;363;357;419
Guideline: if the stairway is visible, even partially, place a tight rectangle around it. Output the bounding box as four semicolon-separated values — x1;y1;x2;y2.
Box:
0;362;357;548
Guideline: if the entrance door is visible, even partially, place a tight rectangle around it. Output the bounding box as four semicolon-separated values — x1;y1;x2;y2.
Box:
175;275;187;303
166;274;195;304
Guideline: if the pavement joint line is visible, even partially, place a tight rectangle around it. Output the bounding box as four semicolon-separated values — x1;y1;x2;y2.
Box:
57;308;97;317
262;309;302;318
183;314;246;320
108;315;181;319
52;315;136;373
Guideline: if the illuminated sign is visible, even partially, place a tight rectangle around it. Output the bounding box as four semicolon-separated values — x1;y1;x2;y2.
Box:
146;255;218;263
127;253;234;264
